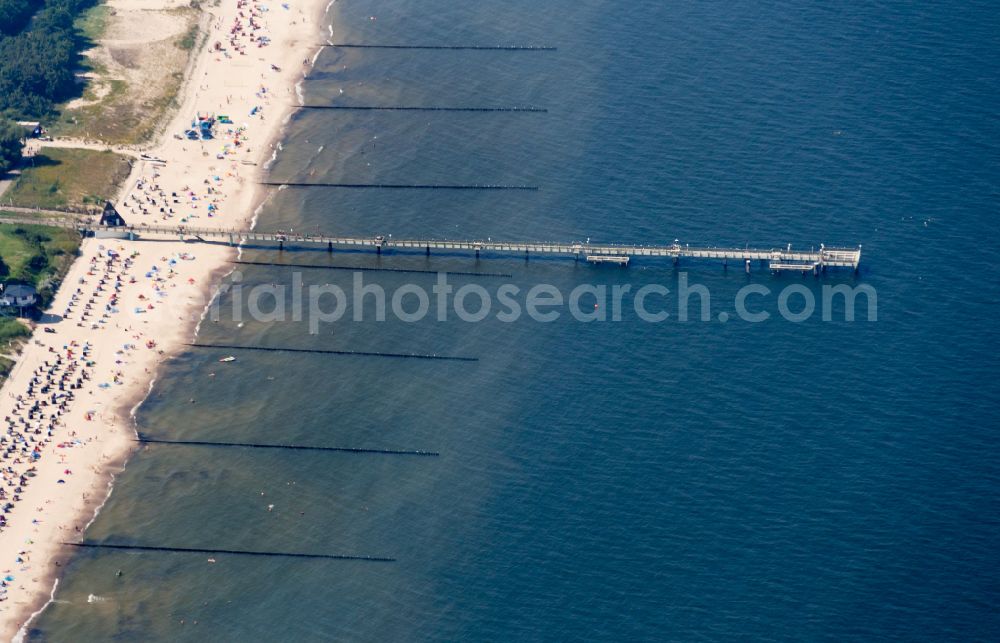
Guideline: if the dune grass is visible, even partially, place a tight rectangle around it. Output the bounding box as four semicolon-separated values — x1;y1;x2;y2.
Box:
4;148;132;212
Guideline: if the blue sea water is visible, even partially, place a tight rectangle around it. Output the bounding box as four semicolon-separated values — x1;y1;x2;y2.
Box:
30;0;1000;640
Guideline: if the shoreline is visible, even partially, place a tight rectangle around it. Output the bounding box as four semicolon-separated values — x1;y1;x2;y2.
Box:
0;0;328;637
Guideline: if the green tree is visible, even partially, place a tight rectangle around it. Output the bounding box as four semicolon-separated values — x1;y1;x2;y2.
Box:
0;118;24;174
0;0;98;117
27;252;48;272
0;0;37;36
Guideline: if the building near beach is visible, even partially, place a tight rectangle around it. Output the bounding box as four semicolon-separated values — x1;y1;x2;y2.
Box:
0;283;37;308
15;121;43;138
99;201;127;227
96;202;130;239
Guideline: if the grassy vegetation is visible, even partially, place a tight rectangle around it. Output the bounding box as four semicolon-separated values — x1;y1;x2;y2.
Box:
53;75;181;143
0;318;30;350
0;220;81;360
4;148;132;212
74;2;109;42
177;23;199;50
0;354;15;378
0;222;81;282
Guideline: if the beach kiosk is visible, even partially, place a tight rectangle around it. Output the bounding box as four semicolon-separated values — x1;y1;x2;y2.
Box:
96;201;130;239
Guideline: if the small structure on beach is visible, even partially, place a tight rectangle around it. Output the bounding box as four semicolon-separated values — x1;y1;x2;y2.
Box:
0;283;38;308
15;121;43;138
96;201;130;239
99;201;127;227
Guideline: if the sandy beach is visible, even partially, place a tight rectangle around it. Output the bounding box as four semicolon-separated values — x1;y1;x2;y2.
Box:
0;0;325;637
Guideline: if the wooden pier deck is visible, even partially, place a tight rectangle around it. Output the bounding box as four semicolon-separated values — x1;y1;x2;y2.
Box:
0;213;862;271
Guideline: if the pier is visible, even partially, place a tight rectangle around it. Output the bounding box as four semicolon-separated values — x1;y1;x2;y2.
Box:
587;255;630;266
232;259;512;278
0;213;862;272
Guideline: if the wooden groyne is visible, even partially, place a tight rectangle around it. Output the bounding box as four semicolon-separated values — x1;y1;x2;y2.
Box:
187;343;478;362
257;181;539;190
319;44;557;51
66;542;395;562
136;437;439;457
298;105;547;112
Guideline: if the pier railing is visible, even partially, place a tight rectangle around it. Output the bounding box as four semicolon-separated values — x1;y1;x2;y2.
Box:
0;213;861;271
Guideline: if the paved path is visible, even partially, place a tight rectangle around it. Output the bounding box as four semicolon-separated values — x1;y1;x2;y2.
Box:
24;138;144;159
